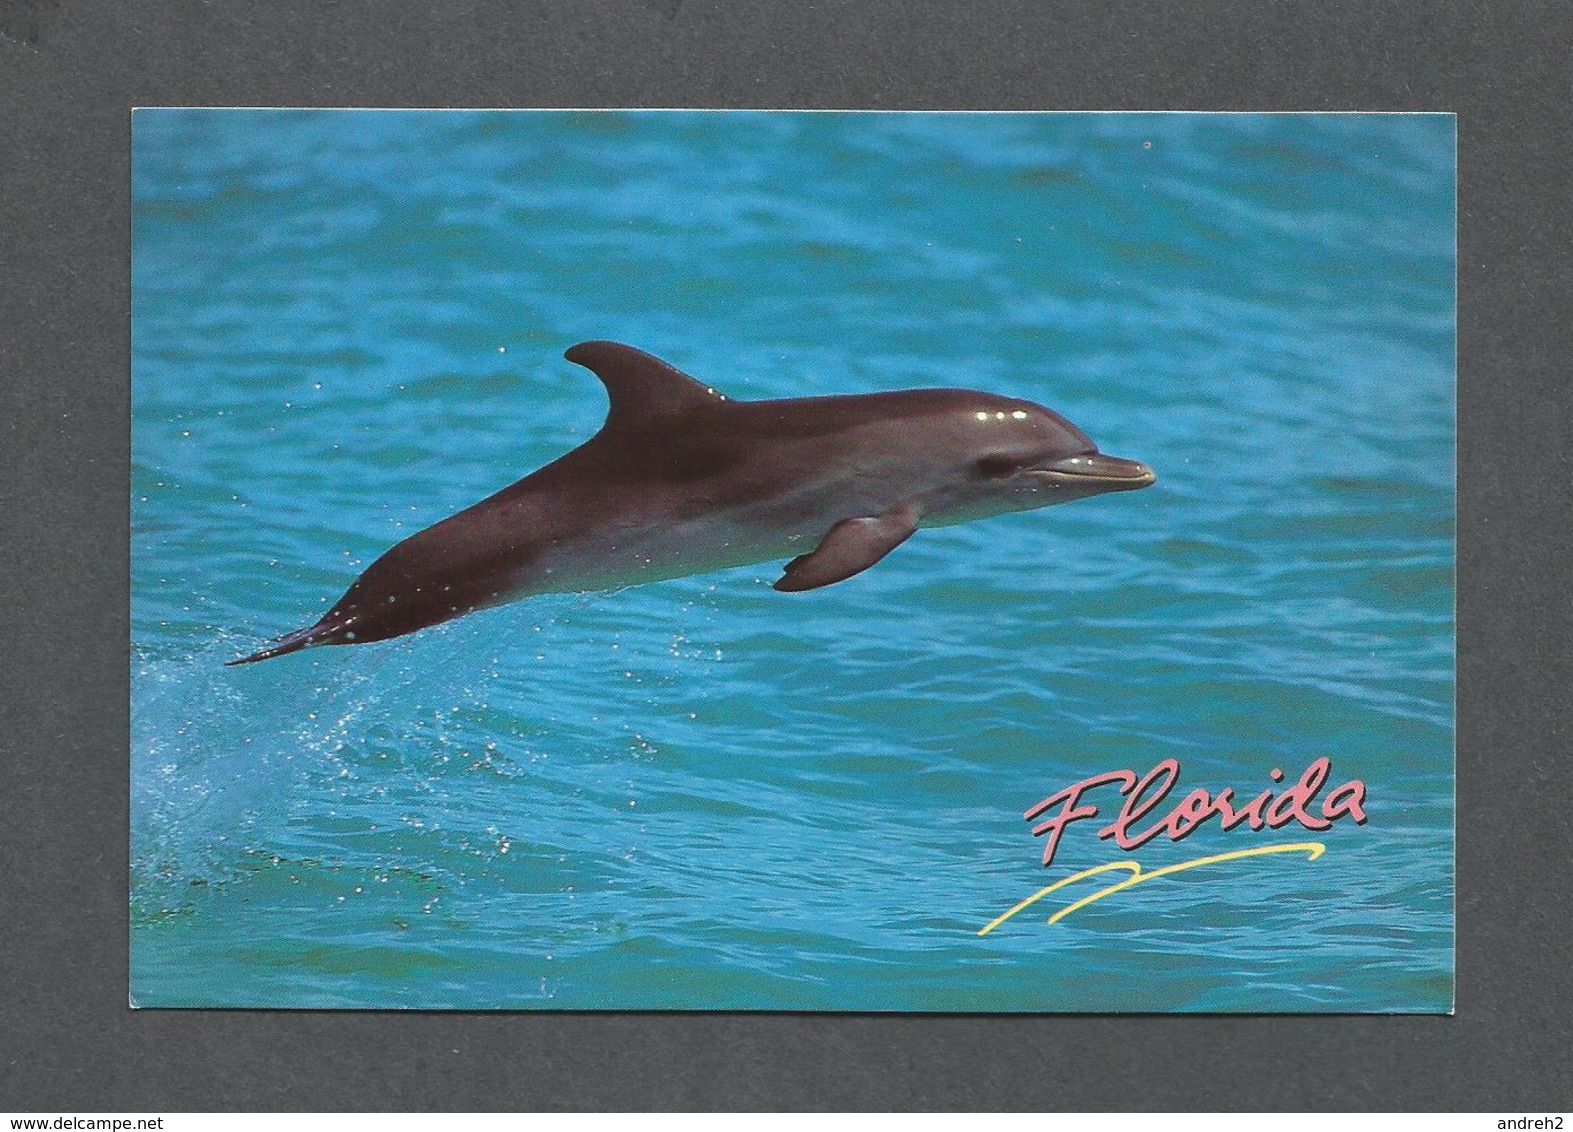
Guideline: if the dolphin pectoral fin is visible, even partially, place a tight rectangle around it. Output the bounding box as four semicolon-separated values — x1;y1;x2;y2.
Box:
773;503;920;593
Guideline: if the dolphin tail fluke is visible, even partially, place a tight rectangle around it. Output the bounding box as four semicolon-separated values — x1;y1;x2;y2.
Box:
226;620;337;667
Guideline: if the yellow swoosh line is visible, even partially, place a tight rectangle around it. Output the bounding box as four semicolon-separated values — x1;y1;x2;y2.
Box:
977;842;1327;937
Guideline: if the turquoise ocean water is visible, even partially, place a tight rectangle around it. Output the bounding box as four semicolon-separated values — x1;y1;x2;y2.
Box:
131;111;1454;1011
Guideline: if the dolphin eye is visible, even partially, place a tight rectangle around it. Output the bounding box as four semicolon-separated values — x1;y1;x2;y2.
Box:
974;455;1022;479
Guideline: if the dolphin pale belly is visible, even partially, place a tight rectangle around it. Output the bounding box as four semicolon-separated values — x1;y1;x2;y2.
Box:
228;341;1154;665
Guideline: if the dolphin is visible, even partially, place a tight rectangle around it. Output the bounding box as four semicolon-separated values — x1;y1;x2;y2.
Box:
228;341;1154;665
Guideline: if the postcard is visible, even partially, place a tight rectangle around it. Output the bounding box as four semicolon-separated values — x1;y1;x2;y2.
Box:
131;109;1454;1010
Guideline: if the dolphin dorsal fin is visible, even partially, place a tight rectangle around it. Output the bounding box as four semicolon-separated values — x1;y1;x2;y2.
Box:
565;341;727;427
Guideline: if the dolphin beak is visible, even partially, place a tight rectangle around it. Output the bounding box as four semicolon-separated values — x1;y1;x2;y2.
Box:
1038;453;1156;491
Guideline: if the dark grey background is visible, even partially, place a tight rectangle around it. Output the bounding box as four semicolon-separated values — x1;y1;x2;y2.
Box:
3;0;1569;1113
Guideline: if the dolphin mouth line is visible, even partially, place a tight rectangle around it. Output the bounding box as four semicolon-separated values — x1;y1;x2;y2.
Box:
1029;453;1157;489
1037;468;1158;486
